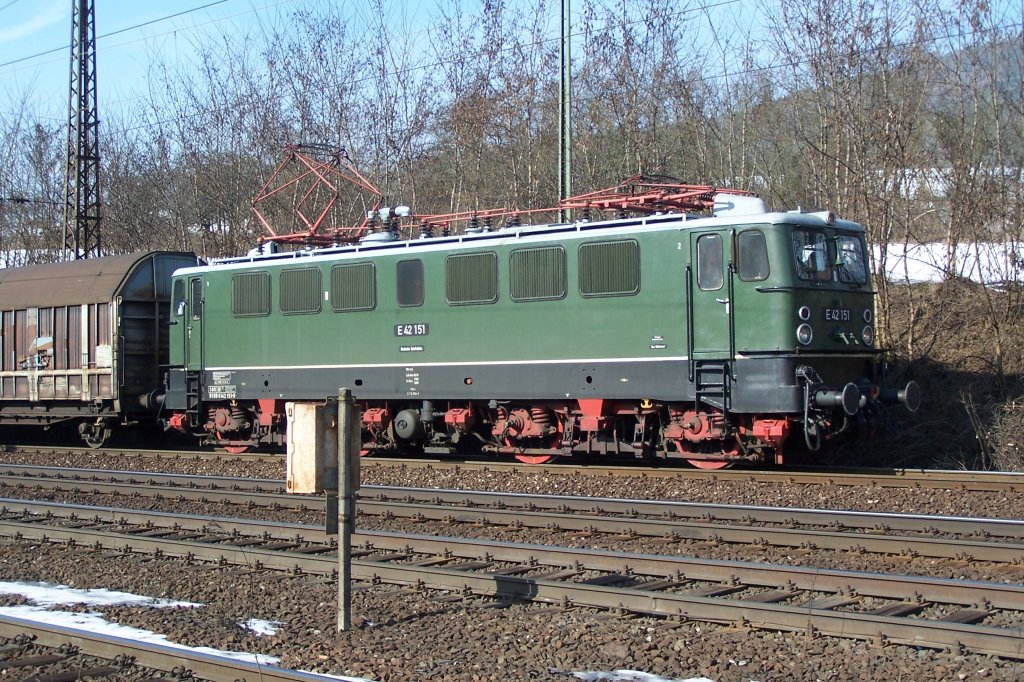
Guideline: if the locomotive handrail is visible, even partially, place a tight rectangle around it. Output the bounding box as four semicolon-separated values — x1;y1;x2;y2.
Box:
727;255;737;377
685;264;695;384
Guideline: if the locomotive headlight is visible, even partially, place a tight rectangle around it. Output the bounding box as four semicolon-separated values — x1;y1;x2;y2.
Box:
796;324;814;345
863;309;873;323
798;306;811;321
861;325;874;346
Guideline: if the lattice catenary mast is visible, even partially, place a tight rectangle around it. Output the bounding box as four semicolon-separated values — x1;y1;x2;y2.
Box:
63;0;101;260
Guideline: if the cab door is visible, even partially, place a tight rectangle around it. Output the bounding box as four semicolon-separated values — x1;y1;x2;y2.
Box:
687;230;733;359
185;276;204;372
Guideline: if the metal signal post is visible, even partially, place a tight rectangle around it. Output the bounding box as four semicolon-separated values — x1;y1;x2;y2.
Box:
63;0;102;260
558;0;572;223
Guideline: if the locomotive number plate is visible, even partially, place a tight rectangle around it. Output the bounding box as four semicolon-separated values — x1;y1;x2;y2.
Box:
395;323;429;337
824;308;851;322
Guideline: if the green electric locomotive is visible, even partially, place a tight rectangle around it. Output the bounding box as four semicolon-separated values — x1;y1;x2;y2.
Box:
162;188;918;467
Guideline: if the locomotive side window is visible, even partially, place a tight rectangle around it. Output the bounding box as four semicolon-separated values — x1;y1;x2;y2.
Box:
579;240;640;297
446;252;498;305
737;230;770;282
696;233;724;291
189;278;204;319
280;267;323;315
397;259;424;307
510;246;567;301
331;263;376;312
231;272;271;317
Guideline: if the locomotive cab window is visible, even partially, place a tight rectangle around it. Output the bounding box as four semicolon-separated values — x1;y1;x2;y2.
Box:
172;279;185;316
397;259;424;307
737;230;770;282
189;278;204;319
792;230;832;282
833;233;868;284
696;233;724;291
792;228;868;285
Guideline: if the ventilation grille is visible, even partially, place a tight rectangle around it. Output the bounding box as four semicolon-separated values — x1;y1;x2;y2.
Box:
579;240;640;297
510;246;566;301
446;252;498;305
331;263;376;312
280;267;322;315
231;272;271;317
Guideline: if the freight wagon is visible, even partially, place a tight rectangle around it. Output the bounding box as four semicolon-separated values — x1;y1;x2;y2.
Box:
0;251;199;446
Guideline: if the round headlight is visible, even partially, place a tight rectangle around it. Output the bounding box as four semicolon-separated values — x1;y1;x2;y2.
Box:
797;324;814;345
863;309;873;323
798;306;811;321
861;325;874;346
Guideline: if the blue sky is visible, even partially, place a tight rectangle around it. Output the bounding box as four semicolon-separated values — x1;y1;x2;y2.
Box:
4;0;1012;124
0;1;325;119
0;0;436;119
0;0;755;122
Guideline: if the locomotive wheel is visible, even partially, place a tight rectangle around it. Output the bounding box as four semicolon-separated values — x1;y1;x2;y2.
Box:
513;452;558;465
667;436;739;469
686;458;732;470
505;432;562;465
216;431;251;454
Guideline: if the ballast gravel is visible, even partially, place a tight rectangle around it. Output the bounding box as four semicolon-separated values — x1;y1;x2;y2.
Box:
0;449;1022;680
1;539;1020;682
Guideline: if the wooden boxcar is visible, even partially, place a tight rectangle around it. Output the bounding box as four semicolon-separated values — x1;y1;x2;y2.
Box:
0;251;198;446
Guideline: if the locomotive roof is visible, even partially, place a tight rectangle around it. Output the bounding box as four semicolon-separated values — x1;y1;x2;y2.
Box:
0;251;191;309
181;206;863;275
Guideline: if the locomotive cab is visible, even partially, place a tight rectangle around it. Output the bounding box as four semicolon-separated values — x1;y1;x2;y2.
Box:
717;213;919;459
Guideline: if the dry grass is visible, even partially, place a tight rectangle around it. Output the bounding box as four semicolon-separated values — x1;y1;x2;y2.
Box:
868;280;1024;470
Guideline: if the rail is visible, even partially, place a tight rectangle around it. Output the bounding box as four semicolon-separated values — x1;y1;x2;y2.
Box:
1;501;1022;659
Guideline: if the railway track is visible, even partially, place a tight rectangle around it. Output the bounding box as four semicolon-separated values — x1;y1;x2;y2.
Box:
5;445;1024;492
0;498;1022;660
1;465;1023;563
0;613;346;682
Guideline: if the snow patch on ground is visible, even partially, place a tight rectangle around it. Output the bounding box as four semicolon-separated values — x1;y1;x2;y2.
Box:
242;617;283;636
566;672;717;682
0;580;729;682
0;581;201;608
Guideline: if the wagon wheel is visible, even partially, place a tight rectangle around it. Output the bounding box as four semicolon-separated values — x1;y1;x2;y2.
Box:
79;421;112;450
